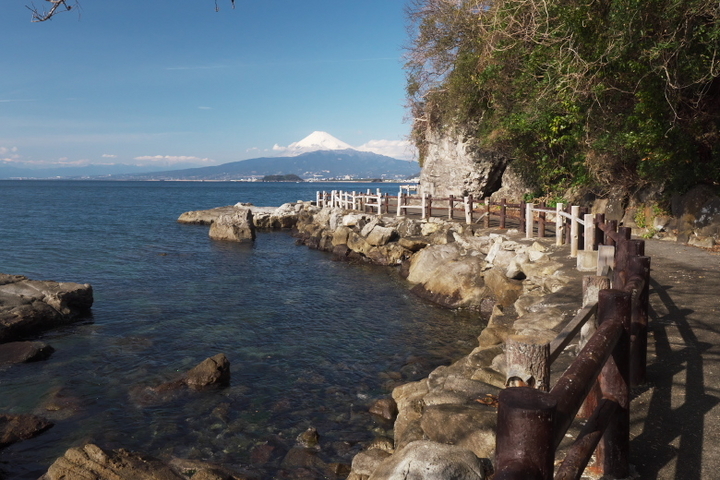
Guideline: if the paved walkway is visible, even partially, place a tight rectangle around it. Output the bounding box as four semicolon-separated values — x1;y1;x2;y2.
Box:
628;240;720;479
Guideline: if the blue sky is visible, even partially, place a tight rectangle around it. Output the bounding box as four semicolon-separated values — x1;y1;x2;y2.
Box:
1;0;415;171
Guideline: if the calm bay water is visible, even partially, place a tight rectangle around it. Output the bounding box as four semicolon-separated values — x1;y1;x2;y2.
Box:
0;180;484;478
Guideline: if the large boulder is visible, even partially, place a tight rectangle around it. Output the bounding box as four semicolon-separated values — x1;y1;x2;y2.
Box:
209;208;256;242
368;440;486;480
407;244;491;309
0;275;93;343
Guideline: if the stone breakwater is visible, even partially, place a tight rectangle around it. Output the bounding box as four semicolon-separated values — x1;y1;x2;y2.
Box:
176;202;586;480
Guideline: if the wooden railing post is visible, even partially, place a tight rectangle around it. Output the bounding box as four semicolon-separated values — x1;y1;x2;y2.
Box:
520;201;527;234
628;254;651;387
495;387;557;480
584;214;595;252
421;193;427;220
556;203;565;246
539;203;546;238
485;198;491;228
396;190;403;216
595;289;632;478
500;198;507;229
464;195;473;224
426;193;433;218
448;194;454;220
571;205;580;257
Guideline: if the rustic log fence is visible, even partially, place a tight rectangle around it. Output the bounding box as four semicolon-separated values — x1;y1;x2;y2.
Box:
497;222;651;480
315;187;651;477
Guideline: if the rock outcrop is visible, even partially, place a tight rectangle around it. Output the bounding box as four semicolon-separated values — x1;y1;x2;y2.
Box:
418;126;508;199
209;208;256;242
0;274;93;343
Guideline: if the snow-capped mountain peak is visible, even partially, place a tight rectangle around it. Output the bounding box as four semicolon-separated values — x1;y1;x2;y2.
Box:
273;131;354;156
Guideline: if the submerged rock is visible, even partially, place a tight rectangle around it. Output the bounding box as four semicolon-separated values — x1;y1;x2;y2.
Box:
0;341;54;366
0;413;53;449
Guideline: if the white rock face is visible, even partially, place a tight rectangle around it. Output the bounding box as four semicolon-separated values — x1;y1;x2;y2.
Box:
418;126;507;198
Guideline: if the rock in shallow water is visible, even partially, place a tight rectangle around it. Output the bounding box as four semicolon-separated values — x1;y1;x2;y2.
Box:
0;341;54;366
0;274;93;342
0;413;53;449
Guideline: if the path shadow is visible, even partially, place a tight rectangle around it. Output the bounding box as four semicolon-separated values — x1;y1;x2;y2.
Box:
629;278;720;479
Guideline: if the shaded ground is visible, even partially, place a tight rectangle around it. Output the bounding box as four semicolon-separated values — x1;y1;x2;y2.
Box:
628;240;720;479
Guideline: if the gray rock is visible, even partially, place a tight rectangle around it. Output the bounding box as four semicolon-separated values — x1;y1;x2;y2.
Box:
209;208;256;242
368;440;486;480
0;275;93;343
419;404;497;459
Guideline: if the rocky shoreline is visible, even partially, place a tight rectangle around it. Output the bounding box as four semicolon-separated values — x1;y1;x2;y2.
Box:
2;201;587;479
177;202;589;479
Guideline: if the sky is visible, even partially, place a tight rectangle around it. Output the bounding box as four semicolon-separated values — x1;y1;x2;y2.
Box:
0;0;417;172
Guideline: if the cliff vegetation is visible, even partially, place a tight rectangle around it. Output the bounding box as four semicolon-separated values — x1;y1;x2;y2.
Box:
406;0;720;200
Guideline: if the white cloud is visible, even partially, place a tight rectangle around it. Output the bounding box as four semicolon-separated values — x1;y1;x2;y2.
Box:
0;146;18;155
133;155;215;166
357;139;417;161
102;154;117;158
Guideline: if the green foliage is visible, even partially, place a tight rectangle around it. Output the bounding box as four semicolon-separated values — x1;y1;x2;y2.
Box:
406;0;720;198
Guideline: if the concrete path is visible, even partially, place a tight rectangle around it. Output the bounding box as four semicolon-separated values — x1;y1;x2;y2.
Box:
628;240;720;479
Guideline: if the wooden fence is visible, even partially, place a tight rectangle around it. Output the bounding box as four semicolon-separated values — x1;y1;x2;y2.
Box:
496;223;651;479
316;188;599;258
316;187;651;477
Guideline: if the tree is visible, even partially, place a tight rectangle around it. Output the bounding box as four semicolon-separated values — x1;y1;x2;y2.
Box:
407;0;720;198
27;0;235;22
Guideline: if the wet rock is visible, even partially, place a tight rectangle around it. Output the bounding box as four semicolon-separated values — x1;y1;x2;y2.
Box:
0;341;54;365
184;353;231;390
296;427;320;449
0;275;93;342
132;354;230;406
0;413;53;448
368;398;398;422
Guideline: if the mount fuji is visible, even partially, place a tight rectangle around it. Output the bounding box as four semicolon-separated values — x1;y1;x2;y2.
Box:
119;132;420;181
274;131;354;156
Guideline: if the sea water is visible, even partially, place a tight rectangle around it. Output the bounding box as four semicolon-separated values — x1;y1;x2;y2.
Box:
0;180;485;478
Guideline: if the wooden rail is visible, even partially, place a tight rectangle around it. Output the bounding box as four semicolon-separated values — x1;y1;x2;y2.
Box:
495;221;651;479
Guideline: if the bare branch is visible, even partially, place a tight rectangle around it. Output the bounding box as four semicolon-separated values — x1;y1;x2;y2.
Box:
27;0;76;22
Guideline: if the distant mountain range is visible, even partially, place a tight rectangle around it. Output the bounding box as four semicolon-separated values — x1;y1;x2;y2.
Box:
118;149;420;181
0;132;420;181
